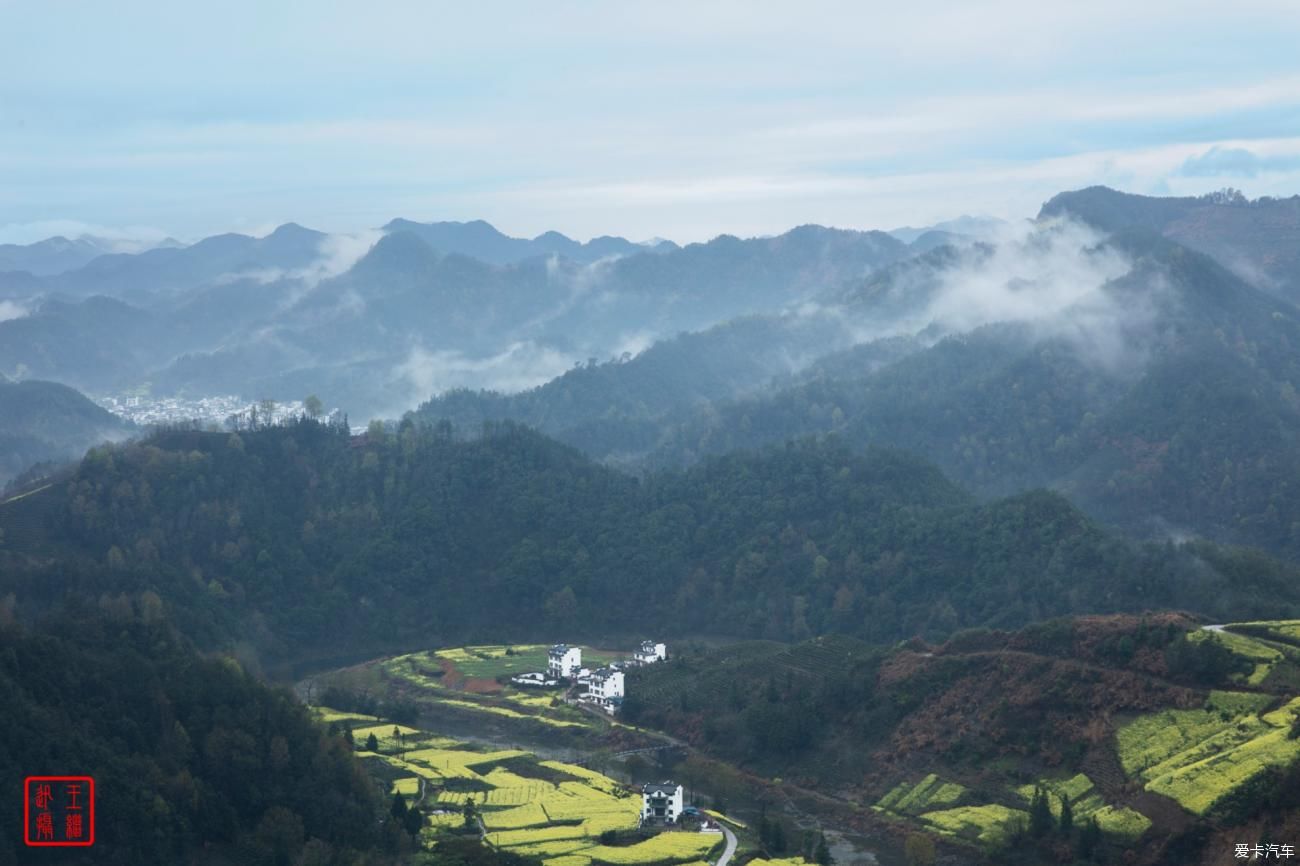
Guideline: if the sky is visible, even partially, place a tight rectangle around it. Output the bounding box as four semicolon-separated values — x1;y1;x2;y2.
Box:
3;0;1300;245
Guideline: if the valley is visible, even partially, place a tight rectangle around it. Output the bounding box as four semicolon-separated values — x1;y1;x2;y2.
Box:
292;619;1300;866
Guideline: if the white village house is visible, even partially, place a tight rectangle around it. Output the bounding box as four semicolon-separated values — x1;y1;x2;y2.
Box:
641;782;684;824
547;644;582;679
582;667;625;714
586;667;624;701
633;640;667;665
510;672;558;687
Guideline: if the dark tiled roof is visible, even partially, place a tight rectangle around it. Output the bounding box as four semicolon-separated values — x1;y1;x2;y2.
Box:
642;782;680;795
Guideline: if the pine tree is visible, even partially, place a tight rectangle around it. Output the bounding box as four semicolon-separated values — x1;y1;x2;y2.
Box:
1076;816;1101;860
403;804;424;836
1059;794;1073;836
1029;786;1054;838
390;793;408;821
815;832;833;866
802;829;816;861
366;732;379;752
463;796;477;830
772;821;787;853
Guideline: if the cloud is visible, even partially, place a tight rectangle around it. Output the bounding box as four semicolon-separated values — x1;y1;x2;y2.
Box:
218;229;382;293
840;217;1157;374
0;301;29;323
394;341;576;403
1177;145;1300;178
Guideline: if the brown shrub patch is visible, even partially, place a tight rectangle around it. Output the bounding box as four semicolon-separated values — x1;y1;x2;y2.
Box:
462;677;503;694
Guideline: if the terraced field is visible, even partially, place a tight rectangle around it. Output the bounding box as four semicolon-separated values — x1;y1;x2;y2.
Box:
1188;629;1288;685
874;775;1020;848
874;774;967;816
1116;695;1300;815
311;706;720;866
918;805;1026;847
875;770;1151;845
377;643;623;731
1011;774;1150;839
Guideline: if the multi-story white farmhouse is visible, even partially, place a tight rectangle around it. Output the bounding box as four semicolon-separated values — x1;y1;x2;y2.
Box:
547;644;582;679
641;782;684;824
633;641;667;665
587;667;624;701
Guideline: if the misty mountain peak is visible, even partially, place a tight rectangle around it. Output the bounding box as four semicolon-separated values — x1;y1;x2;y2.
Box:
352;230;440;275
265;221;320;240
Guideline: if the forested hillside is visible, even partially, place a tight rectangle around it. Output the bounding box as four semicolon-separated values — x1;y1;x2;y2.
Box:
0;377;134;487
0;609;396;865
2;420;1296;667
622;617;1300;866
411;229;1300;562
1040;187;1300;302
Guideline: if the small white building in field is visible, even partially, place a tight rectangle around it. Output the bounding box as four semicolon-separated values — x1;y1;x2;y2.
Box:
641;782;684;824
633;640;667;665
511;672;558;687
547;644;582;679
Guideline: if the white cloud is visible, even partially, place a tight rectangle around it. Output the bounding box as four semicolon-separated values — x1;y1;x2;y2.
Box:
395;342;576;403
0;301;29;323
218;229;382;291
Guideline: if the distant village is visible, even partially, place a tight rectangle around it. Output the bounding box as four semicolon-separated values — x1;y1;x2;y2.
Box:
510;640;667;716
96;392;344;430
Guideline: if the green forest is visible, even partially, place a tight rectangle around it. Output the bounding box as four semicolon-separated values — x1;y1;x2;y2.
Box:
3;418;1298;669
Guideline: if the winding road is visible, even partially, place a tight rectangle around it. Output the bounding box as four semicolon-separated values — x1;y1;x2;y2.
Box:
715;825;737;866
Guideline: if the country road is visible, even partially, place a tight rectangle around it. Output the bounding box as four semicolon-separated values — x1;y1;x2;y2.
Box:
715;825;737;866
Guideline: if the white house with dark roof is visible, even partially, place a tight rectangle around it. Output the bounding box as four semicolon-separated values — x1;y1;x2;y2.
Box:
641;781;684;824
633;640;667;665
511;672;558;687
587;667;624;701
547;644;582;679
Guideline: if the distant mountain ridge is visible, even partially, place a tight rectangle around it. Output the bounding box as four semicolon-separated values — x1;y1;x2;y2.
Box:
0;234;181;277
1041;186;1300;302
381;217;677;264
410;225;1300;563
0;221;915;419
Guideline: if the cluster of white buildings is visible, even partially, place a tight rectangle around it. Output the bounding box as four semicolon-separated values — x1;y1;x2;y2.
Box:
510;640;667;716
97;393;340;429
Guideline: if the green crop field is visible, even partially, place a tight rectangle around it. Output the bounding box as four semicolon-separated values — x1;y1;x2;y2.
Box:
1187;629;1283;685
919;805;1026;846
378;643;630;732
1233;620;1300;643
312;707;380;724
1205;690;1275;716
879;771;1153;845
435;697;587;728
1116;697;1300;814
436;645;553;678
875;774;967;815
1013;774;1150;839
431;644;621;679
309;706;718;866
583;832;722;865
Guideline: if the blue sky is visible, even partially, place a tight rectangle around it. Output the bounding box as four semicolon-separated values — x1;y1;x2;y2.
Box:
3;0;1300;245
